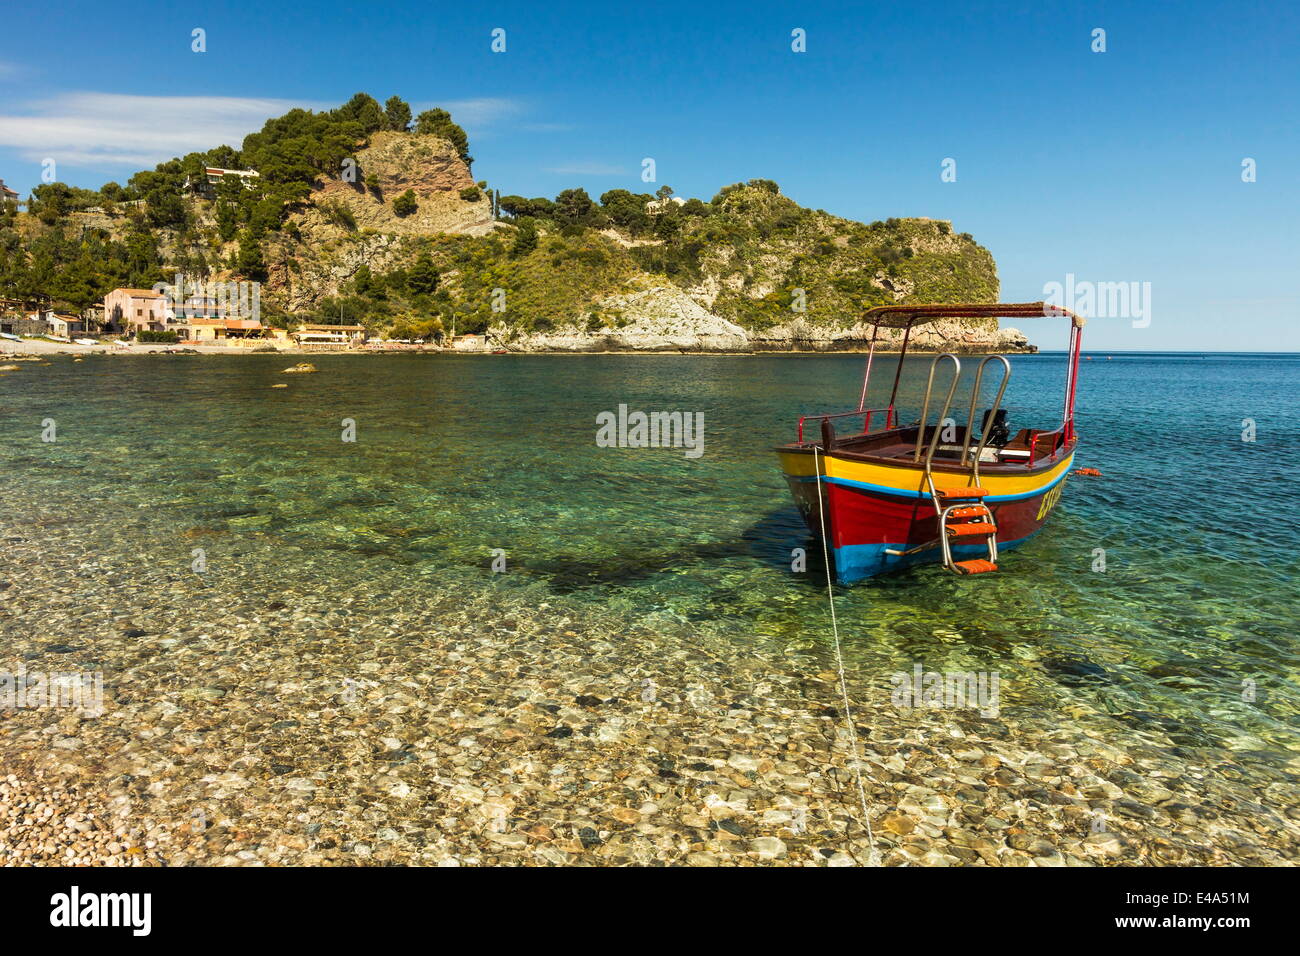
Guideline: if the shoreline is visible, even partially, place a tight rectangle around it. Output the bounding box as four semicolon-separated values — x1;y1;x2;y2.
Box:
1;339;1037;358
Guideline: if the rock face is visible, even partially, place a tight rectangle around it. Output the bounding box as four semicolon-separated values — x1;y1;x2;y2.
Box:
302;131;492;238
270;231;409;314
271;132;501;310
750;315;1031;352
504;288;748;352
496;286;1032;353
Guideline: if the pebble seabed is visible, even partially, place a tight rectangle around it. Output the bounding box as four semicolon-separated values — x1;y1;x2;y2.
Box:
1;504;1296;868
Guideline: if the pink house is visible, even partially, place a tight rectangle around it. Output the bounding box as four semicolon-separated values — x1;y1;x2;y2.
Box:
104;288;166;333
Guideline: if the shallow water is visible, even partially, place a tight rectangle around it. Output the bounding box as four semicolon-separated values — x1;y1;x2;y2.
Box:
1;350;1297;774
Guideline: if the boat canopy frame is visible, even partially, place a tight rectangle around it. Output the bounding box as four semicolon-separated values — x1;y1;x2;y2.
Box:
797;301;1086;452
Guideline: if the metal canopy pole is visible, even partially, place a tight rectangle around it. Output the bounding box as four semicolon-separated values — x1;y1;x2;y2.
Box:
1064;320;1083;442
857;323;880;412
885;319;914;428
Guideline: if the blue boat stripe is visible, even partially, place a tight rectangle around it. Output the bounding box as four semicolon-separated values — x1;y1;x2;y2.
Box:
833;530;1036;558
827;529;1043;580
791;460;1073;503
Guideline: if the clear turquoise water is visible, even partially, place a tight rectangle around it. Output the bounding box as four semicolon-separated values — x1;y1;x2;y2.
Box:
1;351;1297;767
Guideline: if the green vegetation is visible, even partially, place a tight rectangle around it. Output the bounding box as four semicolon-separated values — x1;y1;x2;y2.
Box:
321;200;357;231
384;96;412;133
298;227;639;340
414;108;471;164
0;92;474;309
510;218;538;258
392;189;418;217
0;94;997;342
137;329;179;343
488;178;996;332
0;195;162;312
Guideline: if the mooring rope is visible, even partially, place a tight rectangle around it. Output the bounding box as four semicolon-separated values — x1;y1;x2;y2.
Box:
812;446;880;866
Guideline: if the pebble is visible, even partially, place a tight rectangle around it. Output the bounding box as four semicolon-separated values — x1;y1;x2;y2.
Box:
749;837;786;859
0;500;1294;869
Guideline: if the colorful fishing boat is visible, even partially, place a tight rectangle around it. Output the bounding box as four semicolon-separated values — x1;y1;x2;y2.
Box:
775;302;1084;582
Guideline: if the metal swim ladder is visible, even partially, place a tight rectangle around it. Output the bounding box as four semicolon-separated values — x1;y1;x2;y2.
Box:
906;354;1012;575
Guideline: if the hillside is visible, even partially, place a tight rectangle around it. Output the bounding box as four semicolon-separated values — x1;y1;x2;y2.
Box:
0;93;1029;352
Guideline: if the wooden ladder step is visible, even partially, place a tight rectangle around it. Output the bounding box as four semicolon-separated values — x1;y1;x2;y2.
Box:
953;558;998;574
937;487;988;499
946;521;997;537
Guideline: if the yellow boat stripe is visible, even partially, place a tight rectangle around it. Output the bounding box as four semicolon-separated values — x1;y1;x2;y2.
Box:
777;449;1074;499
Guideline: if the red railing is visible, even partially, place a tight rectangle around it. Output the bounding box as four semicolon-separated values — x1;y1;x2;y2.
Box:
797;406;896;443
1027;428;1067;467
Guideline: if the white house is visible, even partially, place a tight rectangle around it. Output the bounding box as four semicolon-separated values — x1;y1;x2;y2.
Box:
30;311;84;338
645;196;686;214
184;167;260;198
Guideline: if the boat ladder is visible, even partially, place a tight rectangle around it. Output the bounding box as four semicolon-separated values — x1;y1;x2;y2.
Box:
914;354;1012;575
935;490;998;574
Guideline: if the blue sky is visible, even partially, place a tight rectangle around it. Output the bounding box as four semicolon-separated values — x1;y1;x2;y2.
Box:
2;0;1297;350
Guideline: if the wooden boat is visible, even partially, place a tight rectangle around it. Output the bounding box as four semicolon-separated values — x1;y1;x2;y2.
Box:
775;302;1084;582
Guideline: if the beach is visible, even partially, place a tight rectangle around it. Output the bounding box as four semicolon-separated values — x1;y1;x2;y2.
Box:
3;510;1294;866
1;339;287;357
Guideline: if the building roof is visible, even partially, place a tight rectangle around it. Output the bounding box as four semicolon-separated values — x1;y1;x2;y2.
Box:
108;288;165;298
298;324;366;332
190;318;264;329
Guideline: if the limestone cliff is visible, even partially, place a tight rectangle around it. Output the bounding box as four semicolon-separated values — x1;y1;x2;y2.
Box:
490;286;1030;353
269;132;499;312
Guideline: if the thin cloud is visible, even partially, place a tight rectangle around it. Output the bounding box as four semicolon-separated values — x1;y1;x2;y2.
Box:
0;91;531;172
0;92;322;168
410;97;522;131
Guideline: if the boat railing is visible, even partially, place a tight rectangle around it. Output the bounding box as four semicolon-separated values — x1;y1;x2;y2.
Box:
961;355;1012;486
1027;427;1067;468
797;406;896;444
914;354;962;464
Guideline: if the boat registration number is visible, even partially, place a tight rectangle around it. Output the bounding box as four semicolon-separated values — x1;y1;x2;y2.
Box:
1035;477;1068;521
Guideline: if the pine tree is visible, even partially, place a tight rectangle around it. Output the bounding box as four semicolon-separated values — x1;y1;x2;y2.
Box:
406;252;439;295
384;96;412;132
510;219;538;258
236;231;267;282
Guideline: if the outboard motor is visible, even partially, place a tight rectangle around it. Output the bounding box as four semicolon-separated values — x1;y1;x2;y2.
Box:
981;408;1010;447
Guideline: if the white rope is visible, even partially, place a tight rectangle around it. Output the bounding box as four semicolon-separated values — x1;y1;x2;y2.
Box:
813;446;880;866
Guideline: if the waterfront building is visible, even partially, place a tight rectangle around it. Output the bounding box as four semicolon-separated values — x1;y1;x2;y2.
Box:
104;288;167;333
293;324;368;348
